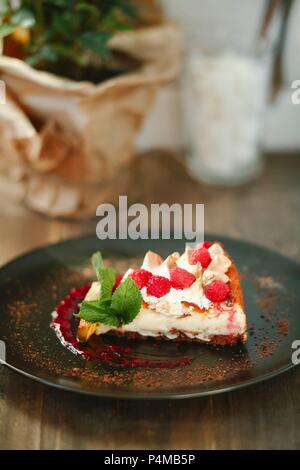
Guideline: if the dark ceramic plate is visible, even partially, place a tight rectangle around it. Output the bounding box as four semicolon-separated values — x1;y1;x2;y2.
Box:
0;234;299;399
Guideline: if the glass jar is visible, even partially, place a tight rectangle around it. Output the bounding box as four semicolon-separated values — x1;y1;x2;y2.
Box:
163;0;283;185
182;46;273;185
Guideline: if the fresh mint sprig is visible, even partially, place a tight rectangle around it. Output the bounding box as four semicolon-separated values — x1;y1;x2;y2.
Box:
92;251;104;277
74;251;142;327
76;300;121;327
98;267;116;302
111;277;142;325
92;251;116;301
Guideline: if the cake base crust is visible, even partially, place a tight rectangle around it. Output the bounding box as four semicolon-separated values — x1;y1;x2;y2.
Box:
106;328;247;346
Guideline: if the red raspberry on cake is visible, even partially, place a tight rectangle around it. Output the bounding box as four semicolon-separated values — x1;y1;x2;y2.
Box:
130;269;153;289
196;241;212;249
202;241;212;249
170;267;196;289
190;247;212;268
204;280;230;302
146;275;171;298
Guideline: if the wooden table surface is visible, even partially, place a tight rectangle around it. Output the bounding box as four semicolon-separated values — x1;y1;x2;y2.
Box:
0;153;299;450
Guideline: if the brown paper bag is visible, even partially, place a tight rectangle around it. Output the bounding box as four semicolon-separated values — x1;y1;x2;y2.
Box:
0;24;182;217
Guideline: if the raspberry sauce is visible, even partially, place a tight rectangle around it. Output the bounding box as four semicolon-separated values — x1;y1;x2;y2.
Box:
51;284;191;368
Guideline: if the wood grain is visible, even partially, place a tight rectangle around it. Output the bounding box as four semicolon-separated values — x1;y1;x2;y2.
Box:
0;153;299;450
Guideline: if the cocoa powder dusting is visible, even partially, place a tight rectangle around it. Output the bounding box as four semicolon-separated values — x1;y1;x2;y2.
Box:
250;272;291;359
257;341;278;358
1;261;293;394
276;320;289;337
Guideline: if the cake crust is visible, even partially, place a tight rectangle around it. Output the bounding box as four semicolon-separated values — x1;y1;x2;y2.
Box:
223;248;248;342
105;328;246;346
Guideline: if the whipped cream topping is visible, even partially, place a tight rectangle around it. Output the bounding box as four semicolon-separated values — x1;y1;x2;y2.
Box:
141;251;171;279
176;247;200;276
141;279;211;316
202;244;231;285
135;243;231;315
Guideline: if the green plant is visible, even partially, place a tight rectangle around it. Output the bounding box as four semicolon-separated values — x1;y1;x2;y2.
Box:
0;0;139;69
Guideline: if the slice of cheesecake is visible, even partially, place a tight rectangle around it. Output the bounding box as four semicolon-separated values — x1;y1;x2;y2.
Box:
77;242;247;346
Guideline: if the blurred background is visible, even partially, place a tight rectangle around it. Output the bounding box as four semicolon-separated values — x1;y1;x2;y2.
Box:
0;0;299;261
0;1;300;451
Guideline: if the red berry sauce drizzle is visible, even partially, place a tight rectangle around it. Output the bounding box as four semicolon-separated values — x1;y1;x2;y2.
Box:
51;284;191;368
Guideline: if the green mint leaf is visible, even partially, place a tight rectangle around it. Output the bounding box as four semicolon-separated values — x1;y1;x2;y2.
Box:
91;251;116;300
75;253;141;329
74;300;121;327
98;267;116;302
74;300;103;320
111;277;142;325
91;251;104;281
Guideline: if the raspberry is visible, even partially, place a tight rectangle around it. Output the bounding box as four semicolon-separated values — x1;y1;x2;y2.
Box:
146;275;171;298
170;267;196;289
204;280;230;302
196;241;212;249
203;241;212;249
130;268;153;289
190;247;212;268
112;274;123;292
